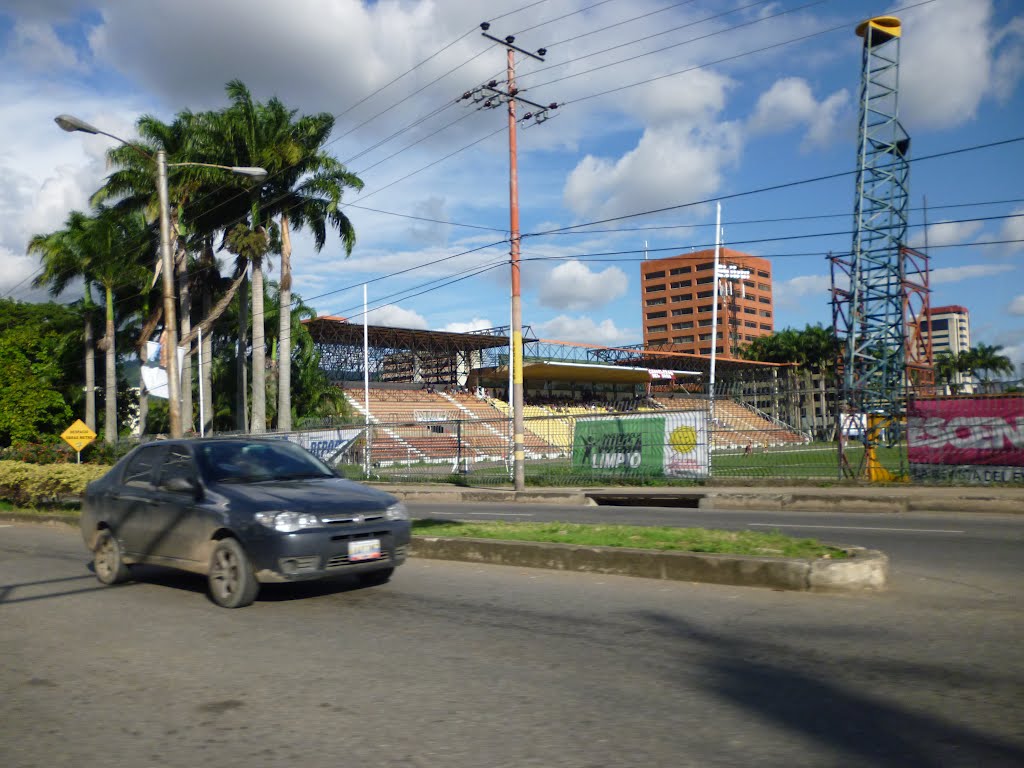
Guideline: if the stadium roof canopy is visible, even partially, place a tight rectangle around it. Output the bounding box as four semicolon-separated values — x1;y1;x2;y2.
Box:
303;317;532;352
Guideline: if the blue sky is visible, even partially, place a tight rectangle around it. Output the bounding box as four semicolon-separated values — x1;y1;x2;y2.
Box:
2;0;1022;371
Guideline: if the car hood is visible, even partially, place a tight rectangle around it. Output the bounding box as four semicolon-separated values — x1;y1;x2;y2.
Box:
216;477;398;515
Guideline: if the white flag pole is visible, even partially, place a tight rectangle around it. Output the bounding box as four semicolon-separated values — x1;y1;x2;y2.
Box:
709;202;722;426
363;284;371;476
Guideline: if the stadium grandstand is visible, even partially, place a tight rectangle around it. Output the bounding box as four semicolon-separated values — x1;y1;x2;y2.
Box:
303;317;808;473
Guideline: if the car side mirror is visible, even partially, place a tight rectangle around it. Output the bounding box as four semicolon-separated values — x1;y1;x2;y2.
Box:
162;476;199;496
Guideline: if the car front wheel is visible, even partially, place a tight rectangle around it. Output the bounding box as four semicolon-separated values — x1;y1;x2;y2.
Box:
93;529;130;585
208;538;259;608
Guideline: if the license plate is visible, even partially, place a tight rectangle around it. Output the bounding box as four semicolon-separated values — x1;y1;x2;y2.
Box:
349;539;381;562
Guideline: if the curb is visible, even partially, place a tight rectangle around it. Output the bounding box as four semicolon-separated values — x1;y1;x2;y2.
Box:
410;536;888;593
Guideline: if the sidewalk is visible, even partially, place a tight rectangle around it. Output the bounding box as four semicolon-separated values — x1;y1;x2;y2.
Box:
372;482;1024;515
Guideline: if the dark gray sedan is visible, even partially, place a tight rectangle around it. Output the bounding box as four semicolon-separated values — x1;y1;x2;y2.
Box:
80;438;411;607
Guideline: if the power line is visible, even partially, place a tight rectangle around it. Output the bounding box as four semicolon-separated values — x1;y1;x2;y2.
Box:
546;0;701;47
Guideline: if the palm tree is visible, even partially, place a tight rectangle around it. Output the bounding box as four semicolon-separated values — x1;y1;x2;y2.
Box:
30;209;152;442
265;109;362;432
934;351;968;395
28;214;98;433
964;344;1014;392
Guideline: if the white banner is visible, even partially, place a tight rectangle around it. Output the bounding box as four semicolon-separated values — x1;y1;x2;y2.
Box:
140;340;185;399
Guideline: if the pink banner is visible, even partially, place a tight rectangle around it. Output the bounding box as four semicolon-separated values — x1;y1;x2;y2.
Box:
907;397;1024;466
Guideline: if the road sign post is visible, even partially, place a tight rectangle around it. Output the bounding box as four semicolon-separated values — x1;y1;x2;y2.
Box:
61;419;97;463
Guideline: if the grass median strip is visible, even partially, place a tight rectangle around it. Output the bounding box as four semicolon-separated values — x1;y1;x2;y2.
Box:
412;520;847;559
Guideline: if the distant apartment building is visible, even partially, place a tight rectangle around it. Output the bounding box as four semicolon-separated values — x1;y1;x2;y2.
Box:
922;304;972;392
640;247;774;357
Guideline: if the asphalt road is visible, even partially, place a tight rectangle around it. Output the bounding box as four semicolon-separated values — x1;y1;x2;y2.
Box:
2;519;1022;768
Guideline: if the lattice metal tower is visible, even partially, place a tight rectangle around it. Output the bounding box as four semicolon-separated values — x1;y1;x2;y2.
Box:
832;16;911;480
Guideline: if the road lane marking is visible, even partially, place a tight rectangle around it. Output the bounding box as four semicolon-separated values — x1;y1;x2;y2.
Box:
425;511;535;517
0;525;12;528
747;523;964;533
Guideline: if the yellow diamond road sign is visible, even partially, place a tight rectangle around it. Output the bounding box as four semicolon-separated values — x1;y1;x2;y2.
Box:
61;419;97;452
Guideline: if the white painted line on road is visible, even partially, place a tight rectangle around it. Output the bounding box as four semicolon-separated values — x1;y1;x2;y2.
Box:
748;523;965;534
428;511;535;517
0;524;12;528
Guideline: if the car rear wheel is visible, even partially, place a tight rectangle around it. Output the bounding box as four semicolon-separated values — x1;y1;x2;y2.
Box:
208;538;259;608
93;529;130;585
359;567;395;587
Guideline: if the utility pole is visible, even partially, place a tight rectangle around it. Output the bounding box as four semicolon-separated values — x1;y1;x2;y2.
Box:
459;22;559;492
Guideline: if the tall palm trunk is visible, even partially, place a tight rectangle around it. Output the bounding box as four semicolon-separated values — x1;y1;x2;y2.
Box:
277;214;293;432
104;284;117;443
84;303;96;433
251;257;266;433
176;241;193;433
201;282;214;436
237;272;249;432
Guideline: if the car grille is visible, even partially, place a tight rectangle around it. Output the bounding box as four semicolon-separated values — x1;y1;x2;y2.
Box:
321;512;386;525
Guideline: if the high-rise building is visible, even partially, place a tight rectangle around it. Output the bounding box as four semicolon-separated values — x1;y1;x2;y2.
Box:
922;305;970;357
640;248;774;356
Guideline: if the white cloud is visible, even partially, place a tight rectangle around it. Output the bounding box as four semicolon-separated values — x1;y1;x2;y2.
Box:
537;260;627;311
909;219;984;249
535;315;636;346
1009;295;1024;316
442;317;493;333
773;274;832;308
3;20;86;74
930;263;1014;285
900;0;1024;129
623;69;734;126
363;304;428;329
563;121;741;221
747;77;850;149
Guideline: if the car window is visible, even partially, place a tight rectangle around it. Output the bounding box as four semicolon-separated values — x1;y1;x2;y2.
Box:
198;441;334;483
123;445;167;488
158;446;196;490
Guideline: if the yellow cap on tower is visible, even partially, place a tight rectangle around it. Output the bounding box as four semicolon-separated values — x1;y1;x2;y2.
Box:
856;16;901;42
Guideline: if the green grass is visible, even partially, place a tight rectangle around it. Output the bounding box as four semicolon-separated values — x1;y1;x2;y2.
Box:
412;519;847;559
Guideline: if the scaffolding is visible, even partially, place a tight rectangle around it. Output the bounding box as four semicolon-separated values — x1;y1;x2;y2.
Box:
832;16;917;481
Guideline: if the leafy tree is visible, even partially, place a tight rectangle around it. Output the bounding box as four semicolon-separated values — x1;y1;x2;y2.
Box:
0;302;79;446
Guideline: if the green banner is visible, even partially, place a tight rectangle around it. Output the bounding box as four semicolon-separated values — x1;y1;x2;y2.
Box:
572;412;709;477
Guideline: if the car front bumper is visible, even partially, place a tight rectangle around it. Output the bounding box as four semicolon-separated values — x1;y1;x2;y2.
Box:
246;521;412;583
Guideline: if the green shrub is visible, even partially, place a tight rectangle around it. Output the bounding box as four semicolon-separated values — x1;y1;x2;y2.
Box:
0;460;109;507
1;441;75;464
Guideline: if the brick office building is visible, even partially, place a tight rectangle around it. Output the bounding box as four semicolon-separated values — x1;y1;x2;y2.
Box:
640;248;774;356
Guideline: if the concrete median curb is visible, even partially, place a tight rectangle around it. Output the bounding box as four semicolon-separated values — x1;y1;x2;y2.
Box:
409;536;888;593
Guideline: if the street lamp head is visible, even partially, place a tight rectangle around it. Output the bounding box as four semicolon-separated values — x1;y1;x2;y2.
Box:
232;166;268;182
55;114;100;135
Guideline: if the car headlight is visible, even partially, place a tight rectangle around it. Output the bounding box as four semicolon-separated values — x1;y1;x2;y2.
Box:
255;510;321;533
385;502;409;521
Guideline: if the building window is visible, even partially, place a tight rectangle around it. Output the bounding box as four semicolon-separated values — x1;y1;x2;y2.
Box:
757;283;770;291
645;298;666;306
760;310;772;318
672;321;694;330
645;270;665;279
698;319;713;327
673;334;695;343
699;347;712;355
744;307;756;315
696;276;715;285
697;262;715;271
670;279;692;289
698;304;713;313
759;297;771;304
694;289;713;299
672;306;693;315
715;346;724;353
671;293;693;302
757;270;769;278
645;283;666;293
670;266;692;275
759;323;771;330
745;320;757;328
699;333;712;341
648;324;668;333
928;318;949;331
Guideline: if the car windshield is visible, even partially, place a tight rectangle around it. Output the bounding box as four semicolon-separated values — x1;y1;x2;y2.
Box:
197;441;336;484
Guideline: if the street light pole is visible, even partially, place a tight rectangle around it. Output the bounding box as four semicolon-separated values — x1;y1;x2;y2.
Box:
156;149;183;437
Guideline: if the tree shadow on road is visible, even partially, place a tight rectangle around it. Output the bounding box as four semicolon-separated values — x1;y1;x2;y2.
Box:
635;610;1024;767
